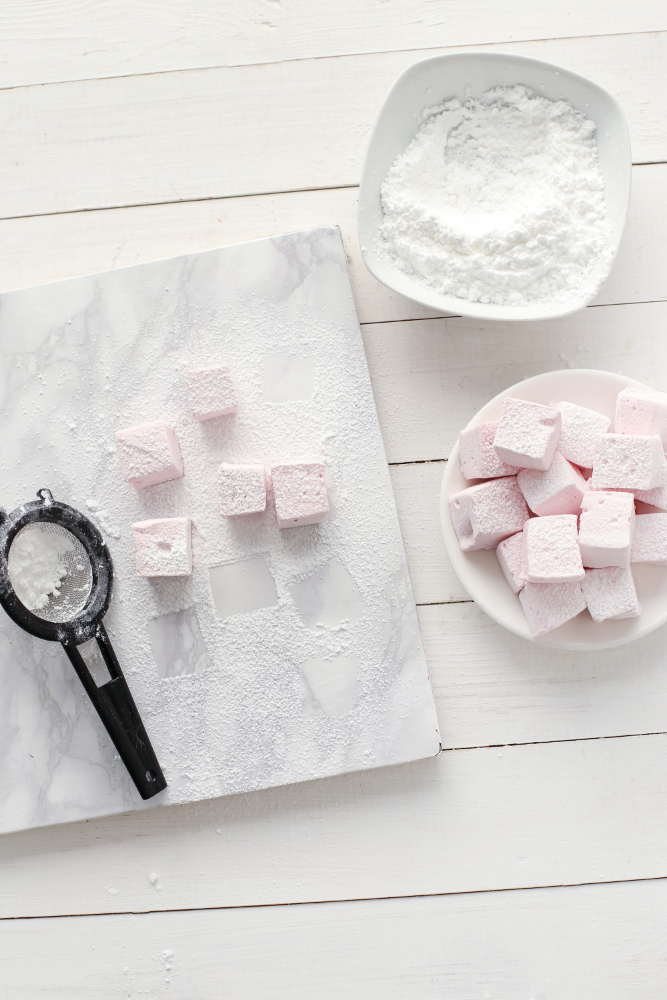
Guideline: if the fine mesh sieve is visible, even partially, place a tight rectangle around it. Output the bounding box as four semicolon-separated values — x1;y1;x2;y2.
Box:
0;489;166;800
8;522;93;623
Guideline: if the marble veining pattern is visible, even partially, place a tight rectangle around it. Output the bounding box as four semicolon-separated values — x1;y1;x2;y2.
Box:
0;227;440;834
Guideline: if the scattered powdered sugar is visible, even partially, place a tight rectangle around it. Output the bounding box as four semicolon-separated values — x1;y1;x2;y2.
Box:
380;85;613;306
7;525;75;610
0;227;439;830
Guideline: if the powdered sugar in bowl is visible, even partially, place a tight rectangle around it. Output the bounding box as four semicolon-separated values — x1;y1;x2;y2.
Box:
358;53;631;322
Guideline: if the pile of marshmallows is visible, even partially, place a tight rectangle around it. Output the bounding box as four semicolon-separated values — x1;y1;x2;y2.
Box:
115;365;329;579
450;387;667;638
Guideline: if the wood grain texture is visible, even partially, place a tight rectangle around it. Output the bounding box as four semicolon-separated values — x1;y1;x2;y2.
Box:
425;602;667;747
1;32;665;219
364;300;667;463
1;1;664;88
0;163;665;321
0;734;665;918
2;879;666;998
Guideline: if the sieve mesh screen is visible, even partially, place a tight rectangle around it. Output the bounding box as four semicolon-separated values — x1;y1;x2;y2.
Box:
8;522;93;623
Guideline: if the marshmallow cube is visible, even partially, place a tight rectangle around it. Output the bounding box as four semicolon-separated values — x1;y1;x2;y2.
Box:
218;463;267;516
493;398;561;471
578;491;635;568
458;421;518;480
518;451;589;516
449;476;530;552
615;386;667;448
116;421;184;490
185;365;237;421
581;566;640;622
496;531;526;594
634;465;667;509
519;581;587;638
591;433;664;491
556;400;611;468
132;517;193;577
630;513;667;565
522;514;584;583
271;462;329;529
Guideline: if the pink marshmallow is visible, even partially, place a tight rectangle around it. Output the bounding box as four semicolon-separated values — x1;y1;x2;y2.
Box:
519;581;587;637
591;433;664;491
634;464;667;509
615;386;667;448
578;491;635;568
449;476;530;552
555;400;611;469
218;463;267;516
271;461;329;529
630;513;667;565
493;397;561;471
517;451;589;516
132;517;193;577
116;421;184;490
458;421;518;480
496;531;526;593
185;365;237;421
522;514;584;584
581;566;640;622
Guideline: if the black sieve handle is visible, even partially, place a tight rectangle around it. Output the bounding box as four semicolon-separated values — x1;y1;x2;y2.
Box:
62;624;167;800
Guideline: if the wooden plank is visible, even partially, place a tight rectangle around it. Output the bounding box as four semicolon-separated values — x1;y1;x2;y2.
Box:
0;734;665;918
1;32;665;219
363;299;667;463
0;162;665;322
424;602;667;747
2;879;666;998
390;460;466;604
2;1;664;88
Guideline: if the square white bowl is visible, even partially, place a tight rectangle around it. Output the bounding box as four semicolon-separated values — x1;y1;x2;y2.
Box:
358;52;632;322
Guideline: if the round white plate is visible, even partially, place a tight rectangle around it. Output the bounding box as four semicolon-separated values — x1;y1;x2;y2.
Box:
439;369;667;650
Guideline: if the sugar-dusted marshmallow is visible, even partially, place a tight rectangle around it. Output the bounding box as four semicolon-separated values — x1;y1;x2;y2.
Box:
185;365;237;421
132;517;192;577
271;461;329;529
555;400;611;468
218;463;267;516
615;385;667;448
496;531;526;594
449;476;529;552
591;433;664;491
116;421;184;490
522;515;584;583
458;421;518;480
519;581;587;637
578;491;635;568
517;451;589;516
493;397;561;471
581;566;640;622
630;513;667;565
634;465;667;509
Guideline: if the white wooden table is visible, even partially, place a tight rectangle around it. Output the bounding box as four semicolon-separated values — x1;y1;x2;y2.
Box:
1;4;666;996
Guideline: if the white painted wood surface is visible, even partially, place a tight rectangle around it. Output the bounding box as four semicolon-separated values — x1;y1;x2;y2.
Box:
2;4;667;996
2;879;666;998
1;734;666;919
2;1;665;86
2;32;666;219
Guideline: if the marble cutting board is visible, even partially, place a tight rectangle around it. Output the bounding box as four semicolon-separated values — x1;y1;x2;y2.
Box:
0;226;441;835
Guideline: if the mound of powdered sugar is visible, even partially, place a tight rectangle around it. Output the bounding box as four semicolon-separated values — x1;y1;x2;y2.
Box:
379;85;613;306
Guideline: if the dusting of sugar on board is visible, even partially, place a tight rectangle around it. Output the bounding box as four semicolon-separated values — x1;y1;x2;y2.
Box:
0;227;440;833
